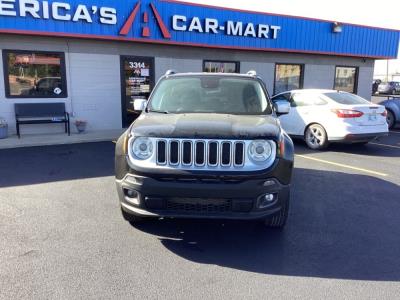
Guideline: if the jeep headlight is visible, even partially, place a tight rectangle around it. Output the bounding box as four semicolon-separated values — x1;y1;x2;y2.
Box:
132;137;154;160
248;140;274;163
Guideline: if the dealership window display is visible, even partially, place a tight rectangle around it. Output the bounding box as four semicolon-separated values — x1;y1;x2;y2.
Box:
3;50;67;98
120;56;155;127
274;63;304;94
203;60;240;73
334;66;358;93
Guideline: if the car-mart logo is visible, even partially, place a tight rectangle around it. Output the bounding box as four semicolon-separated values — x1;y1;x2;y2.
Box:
0;0;170;37
119;1;281;39
0;0;281;40
171;14;281;39
119;2;171;39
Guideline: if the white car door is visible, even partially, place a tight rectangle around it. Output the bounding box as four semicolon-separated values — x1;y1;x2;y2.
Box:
293;93;333;136
272;93;298;135
279;93;313;136
278;92;330;137
272;91;332;136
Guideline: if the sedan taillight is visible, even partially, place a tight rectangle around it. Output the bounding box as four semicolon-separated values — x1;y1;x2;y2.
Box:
381;110;388;117
331;109;364;118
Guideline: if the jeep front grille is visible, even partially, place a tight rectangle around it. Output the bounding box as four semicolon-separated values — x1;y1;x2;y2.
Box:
156;139;245;168
127;137;277;172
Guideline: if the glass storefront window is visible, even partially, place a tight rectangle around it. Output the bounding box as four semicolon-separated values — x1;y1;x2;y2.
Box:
334;66;358;93
121;56;154;127
203;61;240;73
274;64;303;94
3;50;67;98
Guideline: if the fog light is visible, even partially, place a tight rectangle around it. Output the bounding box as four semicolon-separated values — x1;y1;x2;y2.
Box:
258;193;276;209
126;189;137;198
265;194;274;202
124;189;140;205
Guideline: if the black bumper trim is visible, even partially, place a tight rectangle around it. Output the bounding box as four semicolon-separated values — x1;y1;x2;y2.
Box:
116;174;290;220
121;202;282;220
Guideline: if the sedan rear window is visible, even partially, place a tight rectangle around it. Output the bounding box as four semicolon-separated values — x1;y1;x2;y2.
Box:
324;92;370;105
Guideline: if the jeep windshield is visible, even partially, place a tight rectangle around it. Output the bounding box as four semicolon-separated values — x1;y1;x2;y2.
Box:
148;75;272;115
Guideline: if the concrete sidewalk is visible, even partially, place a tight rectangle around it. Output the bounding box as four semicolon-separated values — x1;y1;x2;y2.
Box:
0;129;124;149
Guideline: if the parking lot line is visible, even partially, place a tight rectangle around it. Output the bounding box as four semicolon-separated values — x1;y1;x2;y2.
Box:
295;154;388;177
369;142;400;150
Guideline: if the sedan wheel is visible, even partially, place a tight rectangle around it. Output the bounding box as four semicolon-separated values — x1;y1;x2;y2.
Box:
305;124;329;150
386;110;395;129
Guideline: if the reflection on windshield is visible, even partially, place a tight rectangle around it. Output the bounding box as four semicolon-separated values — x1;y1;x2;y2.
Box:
149;76;272;115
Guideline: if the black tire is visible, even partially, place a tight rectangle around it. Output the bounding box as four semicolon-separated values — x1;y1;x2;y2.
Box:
304;124;329;150
386;110;395;129
121;207;147;224
263;196;289;229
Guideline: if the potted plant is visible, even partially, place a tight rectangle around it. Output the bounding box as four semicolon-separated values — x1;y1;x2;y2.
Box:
0;117;8;139
74;119;87;133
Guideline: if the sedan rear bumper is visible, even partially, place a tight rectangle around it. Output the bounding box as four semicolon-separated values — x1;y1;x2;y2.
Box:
326;120;388;143
329;132;388;143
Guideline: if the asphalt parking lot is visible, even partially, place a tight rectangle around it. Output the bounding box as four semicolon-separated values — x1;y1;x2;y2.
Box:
371;95;399;105
1;131;400;299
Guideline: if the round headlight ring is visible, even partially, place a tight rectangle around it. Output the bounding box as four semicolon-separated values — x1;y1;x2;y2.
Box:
132;137;154;160
248;140;273;163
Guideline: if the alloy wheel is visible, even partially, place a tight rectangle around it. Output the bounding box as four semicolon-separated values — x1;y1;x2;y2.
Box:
305;125;327;150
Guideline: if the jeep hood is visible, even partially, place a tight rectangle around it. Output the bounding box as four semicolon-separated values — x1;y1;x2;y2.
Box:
130;113;281;139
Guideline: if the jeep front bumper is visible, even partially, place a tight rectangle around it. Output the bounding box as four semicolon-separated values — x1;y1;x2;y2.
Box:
116;174;290;220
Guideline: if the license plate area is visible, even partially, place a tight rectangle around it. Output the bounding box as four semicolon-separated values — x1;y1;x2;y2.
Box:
166;197;232;213
358;110;384;126
368;111;377;122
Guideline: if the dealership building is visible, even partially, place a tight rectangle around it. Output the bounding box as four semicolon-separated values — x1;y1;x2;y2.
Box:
0;0;399;134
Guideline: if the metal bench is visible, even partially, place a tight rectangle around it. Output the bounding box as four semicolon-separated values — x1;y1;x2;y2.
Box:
14;103;70;138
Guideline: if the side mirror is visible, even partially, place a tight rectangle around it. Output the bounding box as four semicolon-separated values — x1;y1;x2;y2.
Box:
274;100;290;115
133;99;147;111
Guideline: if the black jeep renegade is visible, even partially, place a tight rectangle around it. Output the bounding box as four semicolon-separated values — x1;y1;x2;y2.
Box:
115;71;294;228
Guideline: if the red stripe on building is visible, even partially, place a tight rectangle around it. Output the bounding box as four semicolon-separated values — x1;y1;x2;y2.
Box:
120;2;141;36
150;3;171;39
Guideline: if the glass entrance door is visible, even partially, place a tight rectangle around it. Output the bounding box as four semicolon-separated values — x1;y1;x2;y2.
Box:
120;56;155;127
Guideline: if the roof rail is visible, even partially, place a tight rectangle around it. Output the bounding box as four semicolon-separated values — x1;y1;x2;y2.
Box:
246;70;257;77
165;69;178;76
